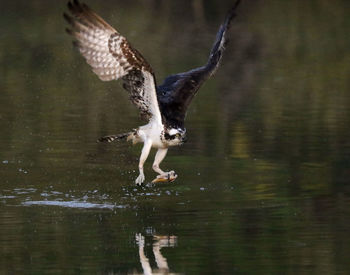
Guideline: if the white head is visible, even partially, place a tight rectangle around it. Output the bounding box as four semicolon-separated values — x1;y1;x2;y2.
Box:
163;128;187;146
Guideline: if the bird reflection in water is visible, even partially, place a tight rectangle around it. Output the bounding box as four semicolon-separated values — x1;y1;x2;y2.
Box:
135;233;177;275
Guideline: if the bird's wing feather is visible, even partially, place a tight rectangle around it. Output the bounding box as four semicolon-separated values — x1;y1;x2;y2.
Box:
64;0;162;123
157;0;240;128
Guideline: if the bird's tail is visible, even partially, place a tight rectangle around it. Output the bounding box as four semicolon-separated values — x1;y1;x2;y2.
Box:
97;131;133;143
207;0;241;75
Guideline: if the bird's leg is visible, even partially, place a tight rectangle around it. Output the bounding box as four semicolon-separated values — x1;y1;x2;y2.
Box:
153;239;169;271
152;148;168;175
135;233;152;275
135;140;152;185
152;148;177;183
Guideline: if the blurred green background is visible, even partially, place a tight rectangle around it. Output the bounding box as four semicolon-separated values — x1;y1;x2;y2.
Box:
1;0;350;274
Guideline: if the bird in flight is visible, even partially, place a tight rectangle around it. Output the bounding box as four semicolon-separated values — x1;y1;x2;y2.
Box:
64;0;240;185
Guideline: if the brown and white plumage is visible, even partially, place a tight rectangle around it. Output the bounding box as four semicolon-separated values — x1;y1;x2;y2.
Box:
64;0;161;123
64;0;240;185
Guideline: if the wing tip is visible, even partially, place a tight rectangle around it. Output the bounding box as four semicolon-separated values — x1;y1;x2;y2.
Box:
205;1;241;74
65;27;73;35
67;0;94;19
63;12;71;23
224;0;241;28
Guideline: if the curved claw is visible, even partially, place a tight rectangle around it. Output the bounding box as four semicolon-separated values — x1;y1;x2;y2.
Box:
135;173;145;185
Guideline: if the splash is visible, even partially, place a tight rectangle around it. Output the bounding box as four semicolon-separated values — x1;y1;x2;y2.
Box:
22;200;126;210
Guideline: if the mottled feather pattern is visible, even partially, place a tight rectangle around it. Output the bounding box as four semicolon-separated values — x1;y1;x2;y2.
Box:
65;1;121;81
64;0;162;123
120;40;154;73
97;132;130;143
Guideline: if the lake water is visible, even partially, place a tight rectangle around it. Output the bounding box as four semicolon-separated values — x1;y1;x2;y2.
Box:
1;0;350;274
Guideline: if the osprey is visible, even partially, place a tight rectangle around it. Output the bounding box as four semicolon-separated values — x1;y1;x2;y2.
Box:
64;0;240;185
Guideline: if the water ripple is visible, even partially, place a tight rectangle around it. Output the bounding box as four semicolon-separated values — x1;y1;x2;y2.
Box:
22;200;126;210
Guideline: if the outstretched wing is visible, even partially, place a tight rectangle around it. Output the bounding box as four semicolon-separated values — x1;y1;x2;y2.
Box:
64;0;162;123
157;0;240;129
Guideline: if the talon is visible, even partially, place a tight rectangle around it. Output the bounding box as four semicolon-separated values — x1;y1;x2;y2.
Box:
135;173;145;185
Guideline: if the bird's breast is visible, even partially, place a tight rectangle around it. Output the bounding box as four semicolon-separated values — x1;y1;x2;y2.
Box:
151;128;167;149
140;122;167;149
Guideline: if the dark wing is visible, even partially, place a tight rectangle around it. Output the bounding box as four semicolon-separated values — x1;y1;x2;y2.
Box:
157;0;240;129
64;0;162;123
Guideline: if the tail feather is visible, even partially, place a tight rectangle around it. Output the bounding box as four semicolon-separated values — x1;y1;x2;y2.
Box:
97;132;131;143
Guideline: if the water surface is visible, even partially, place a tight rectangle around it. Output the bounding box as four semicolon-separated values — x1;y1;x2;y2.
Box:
1;0;350;274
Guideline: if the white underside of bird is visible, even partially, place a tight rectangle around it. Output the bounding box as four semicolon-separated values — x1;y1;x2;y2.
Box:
129;121;179;185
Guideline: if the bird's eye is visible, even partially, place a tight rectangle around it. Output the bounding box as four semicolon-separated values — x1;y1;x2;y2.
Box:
175;133;181;138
